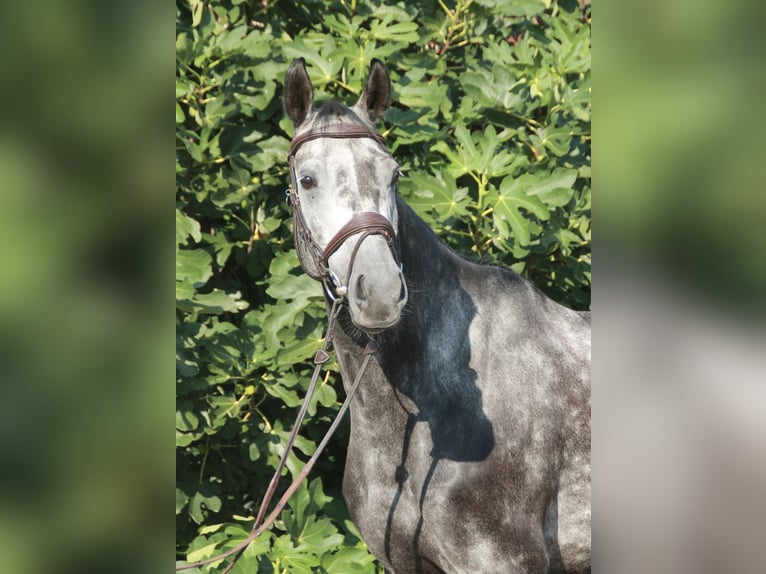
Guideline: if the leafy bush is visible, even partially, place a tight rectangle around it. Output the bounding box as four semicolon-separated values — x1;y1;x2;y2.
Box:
176;0;590;571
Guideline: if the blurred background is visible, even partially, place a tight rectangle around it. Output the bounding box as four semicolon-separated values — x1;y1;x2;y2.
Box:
0;1;172;573
597;0;766;571
0;0;763;572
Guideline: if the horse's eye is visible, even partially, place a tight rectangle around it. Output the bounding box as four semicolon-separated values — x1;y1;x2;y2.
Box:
392;169;402;187
299;175;315;189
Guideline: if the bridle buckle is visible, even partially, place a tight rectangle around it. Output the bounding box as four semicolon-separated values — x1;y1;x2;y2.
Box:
323;270;348;303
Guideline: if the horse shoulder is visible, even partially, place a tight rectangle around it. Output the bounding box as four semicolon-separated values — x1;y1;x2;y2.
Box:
460;263;588;361
455;261;590;488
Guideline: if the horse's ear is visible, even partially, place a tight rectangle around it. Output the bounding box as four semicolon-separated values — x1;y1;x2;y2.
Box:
355;59;391;124
284;58;314;127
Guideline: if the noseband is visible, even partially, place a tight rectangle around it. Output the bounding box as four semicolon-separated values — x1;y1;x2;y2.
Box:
286;124;400;301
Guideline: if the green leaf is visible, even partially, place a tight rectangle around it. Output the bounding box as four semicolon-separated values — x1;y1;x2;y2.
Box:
215;25;245;53
176;488;189;514
176;404;199;432
203;95;237;130
260;299;312;350
203;231;234;267
177;286;249;315
176;427;195;447
263;378;301;407
223;522;272;558
525;169;577;207
402;169;471;223
298;518;344;553
200;523;226;535
461;65;524;110
243;134;290;172
270;534;321;574
397;72;448;112
268;250;301;277
176;248;212;286
433;124;518;180
265;271;321;303
176;209;202;245
322;545;378;573
186;540;221;564
532;123;576;157
208;394;244;426
308;477;334;509
278;335;323;367
176;279;196;303
189;489;222;524
474;0;546;17
282;37;342;89
176;32;194;64
176;78;193;98
314;379;337;409
368;19;419;44
489;175;550;245
530;186;573;207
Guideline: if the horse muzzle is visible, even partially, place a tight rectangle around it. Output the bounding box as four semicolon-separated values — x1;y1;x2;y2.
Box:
314;212;405;333
346;254;408;333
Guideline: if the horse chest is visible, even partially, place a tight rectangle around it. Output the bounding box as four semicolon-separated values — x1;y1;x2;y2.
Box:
338;337;584;573
343;422;552;573
340;367;544;572
343;420;485;571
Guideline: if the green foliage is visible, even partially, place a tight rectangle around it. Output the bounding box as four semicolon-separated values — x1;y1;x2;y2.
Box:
176;0;590;570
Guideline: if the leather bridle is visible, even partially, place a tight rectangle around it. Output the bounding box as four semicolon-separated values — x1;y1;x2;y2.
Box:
285;124;401;301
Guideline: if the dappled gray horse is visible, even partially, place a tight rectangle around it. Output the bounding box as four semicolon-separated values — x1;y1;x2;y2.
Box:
283;58;591;573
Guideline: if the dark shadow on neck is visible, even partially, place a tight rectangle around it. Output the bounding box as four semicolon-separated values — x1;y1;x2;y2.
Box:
378;199;495;463
376;200;495;570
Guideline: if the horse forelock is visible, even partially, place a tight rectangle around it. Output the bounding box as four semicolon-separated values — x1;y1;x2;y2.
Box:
304;100;372;131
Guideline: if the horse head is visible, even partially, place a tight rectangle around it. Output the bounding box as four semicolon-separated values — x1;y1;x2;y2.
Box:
283;58;408;333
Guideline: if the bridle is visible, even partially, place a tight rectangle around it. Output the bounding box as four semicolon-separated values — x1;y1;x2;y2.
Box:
285;124;401;301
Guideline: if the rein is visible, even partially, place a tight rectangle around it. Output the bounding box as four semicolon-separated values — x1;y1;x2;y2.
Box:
177;296;377;572
176;124;392;572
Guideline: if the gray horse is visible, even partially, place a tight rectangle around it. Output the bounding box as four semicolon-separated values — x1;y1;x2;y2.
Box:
283;58;591;574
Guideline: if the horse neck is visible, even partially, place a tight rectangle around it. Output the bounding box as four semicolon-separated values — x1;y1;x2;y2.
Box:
330;200;491;461
394;198;462;309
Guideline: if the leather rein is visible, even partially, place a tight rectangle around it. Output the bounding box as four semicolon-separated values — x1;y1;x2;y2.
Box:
177;124;395;573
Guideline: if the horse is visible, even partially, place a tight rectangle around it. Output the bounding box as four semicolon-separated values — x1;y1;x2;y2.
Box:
282;57;591;574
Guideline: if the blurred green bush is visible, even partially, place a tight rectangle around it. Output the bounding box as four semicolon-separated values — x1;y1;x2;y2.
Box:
176;0;590;570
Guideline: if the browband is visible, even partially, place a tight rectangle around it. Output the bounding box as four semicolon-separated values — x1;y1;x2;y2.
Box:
288;125;387;158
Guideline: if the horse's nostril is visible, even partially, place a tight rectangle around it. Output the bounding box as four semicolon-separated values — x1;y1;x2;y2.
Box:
355;274;367;300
